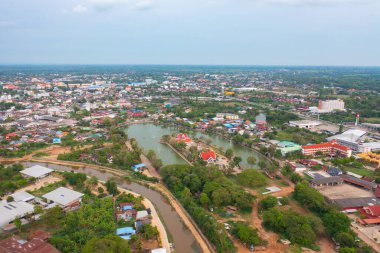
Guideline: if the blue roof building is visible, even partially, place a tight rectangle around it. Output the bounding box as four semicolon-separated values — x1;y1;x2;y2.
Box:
116;227;136;240
131;163;146;172
53;138;61;144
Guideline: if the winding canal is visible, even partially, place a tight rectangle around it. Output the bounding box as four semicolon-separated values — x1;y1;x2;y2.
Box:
20;161;202;253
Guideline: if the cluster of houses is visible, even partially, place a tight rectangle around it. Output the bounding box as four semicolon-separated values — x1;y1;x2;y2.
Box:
175;133;218;164
0;165;84;230
115;202;152;239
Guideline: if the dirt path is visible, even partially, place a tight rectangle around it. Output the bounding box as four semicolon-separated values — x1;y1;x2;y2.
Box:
10;175;61;194
251;202;287;253
140;154;161;179
352;225;380;253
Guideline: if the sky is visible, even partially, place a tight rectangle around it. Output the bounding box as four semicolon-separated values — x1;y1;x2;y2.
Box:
0;0;380;66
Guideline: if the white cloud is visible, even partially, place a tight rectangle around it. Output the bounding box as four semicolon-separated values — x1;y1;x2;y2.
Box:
72;4;88;13
134;0;154;10
256;0;380;6
86;0;154;12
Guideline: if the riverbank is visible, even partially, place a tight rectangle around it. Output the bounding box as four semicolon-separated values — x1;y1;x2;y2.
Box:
115;183;171;253
156;121;275;168
160;141;193;166
23;158;212;253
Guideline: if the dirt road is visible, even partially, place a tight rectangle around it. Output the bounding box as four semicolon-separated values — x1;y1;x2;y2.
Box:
251;202;287;253
140;154;161;179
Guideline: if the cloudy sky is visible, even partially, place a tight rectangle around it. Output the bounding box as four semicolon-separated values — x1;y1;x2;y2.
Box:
0;0;379;65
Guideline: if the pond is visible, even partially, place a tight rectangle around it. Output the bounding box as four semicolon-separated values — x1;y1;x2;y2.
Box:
127;123;266;168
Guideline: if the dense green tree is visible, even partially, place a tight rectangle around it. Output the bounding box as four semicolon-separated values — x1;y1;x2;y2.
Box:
82;235;131;253
225;149;234;159
258;196;278;212
231;222;267;247
14;217;22;232
105;179;119;196
236;169;267;188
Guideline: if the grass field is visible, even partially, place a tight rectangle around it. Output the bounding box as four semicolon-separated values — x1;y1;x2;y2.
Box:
343;166;374;177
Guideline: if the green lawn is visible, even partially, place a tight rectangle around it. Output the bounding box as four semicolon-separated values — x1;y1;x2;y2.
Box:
343;166;374;177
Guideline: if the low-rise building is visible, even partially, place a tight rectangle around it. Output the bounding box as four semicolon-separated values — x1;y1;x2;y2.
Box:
302;140;352;158
42;187;83;210
0;201;35;228
20;165;53;179
289;120;321;129
0;231;59;253
277;141;301;156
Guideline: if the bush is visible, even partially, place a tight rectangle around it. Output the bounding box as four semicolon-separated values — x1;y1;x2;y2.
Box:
236;169;268;188
258;196;278;212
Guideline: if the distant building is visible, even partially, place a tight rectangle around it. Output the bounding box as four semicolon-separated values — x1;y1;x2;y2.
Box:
277;141;301;156
289;120;321;129
311;176;343;187
216;113;239;120
287;162;307;172
302;140;352;158
200;149;217;163
255;113;267;130
176;133;193;143
327;129;367;152
318;99;345;112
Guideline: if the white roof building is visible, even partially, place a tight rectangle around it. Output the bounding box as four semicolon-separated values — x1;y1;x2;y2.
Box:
327;129;367;152
42;187;83;207
151;248;166;253
10;191;35;202
20;165;53;179
0;201;35;228
289;120;321;129
136;210;149;220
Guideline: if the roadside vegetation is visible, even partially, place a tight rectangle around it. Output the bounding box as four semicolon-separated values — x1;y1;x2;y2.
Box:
161;164;260;253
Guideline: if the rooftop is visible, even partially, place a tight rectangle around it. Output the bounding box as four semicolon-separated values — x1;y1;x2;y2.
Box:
20;165;53;178
42;187;83;206
0;201;35;227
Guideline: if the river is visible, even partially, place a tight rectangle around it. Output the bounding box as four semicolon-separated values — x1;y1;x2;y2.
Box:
127;123;265;168
20;161;202;253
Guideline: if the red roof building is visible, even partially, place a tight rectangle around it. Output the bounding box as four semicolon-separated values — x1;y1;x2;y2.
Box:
176;133;193;143
2;84;19;90
0;231;59;253
5;132;18;140
362;205;380;218
302;140;352;158
200;149;216;163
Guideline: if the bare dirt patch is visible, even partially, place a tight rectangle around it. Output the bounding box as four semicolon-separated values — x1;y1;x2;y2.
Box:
318;184;374;200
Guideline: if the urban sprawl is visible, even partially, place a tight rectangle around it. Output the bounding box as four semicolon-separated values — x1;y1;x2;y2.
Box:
0;66;380;253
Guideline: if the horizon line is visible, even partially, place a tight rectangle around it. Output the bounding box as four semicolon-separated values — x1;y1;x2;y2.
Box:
1;63;380;68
